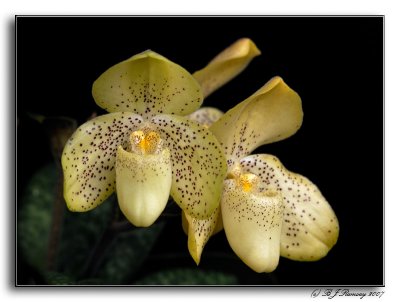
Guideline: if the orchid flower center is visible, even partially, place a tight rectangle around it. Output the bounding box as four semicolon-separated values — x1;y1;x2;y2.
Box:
227;165;260;194
238;173;259;193
130;130;163;155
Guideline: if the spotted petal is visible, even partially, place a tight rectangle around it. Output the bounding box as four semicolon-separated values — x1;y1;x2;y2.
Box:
152;114;227;219
187;107;224;128
116;146;172;227
182;208;223;236
193;38;261;98
92;50;203;117
210;77;303;165
221;179;284;273
240;154;339;261
182;206;222;265
61;112;143;211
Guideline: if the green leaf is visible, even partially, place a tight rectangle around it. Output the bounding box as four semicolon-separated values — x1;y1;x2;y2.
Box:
18;163;115;280
43;271;75;285
134;268;238;285
95;222;165;285
57;197;114;277
18;163;166;285
18;164;57;272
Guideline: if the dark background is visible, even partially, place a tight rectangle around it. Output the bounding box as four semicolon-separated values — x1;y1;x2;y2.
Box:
16;16;383;285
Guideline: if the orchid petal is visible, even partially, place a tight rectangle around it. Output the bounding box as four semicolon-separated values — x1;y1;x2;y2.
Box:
61;112;143;211
182;207;223;236
240;154;339;261
182;206;221;265
182;207;223;234
193;38;261;98
187;107;224;128
152;114;227;219
116;146;172;227
210;77;303;165
93;50;203;117
221;179;284;273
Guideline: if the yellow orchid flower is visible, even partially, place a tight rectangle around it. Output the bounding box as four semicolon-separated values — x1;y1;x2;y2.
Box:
61;50;227;227
185;41;339;273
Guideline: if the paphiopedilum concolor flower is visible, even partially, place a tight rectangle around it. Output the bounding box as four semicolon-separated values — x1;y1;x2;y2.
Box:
62;51;227;227
184;40;339;273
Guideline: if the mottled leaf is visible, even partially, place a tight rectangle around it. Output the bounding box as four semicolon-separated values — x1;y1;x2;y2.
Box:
95;222;165;284
18;164;57;272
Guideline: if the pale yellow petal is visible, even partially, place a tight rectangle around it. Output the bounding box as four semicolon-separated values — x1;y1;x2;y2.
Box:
221;179;284;273
92;50;203;117
116;146;172;227
186;107;224;128
182;208;223;236
193;38;261;98
183;206;221;265
152;114;227;219
61;112;143;211
211;77;303;166
240;154;339;261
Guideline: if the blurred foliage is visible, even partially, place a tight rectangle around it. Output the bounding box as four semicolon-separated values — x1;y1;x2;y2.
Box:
43;271;76;285
43;260;239;285
135;268;238;285
18;164;56;273
18;164;166;284
96;223;165;284
57;193;114;277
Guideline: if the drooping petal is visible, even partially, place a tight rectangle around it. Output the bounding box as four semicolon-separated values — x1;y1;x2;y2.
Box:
182;208;223;236
116;146;172;227
187;107;224;128
182;206;221;265
221;179;284;273
240;154;339;261
61;112;143;211
193;38;261;98
210;77;303;165
151;114;227;219
92;50;203;117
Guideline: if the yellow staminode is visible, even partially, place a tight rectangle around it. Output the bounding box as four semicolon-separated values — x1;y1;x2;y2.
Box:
238;173;259;193
130;130;162;155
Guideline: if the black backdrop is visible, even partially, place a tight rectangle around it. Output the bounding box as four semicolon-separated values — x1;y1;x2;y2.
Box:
16;16;383;285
